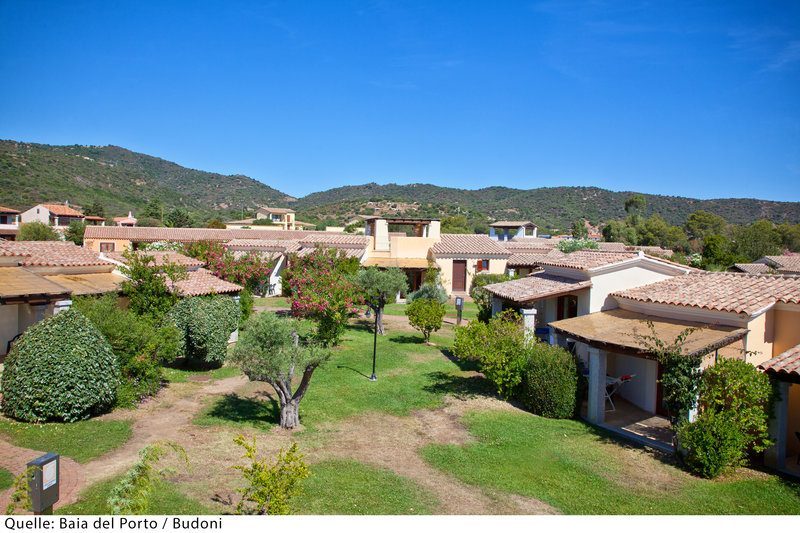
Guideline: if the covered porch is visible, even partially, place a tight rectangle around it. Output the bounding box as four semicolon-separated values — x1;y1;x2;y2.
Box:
760;345;800;477
362;257;436;295
550;308;749;451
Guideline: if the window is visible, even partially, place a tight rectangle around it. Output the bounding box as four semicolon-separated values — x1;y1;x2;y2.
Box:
476;259;489;272
99;242;115;252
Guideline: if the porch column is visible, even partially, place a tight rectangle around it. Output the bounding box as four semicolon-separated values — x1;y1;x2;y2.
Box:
764;380;789;469
32;304;48;323
521;308;536;336
491;296;503;317
587;347;607;425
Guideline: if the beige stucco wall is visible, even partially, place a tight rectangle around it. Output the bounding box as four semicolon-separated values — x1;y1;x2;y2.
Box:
20;206;50;225
771;307;800;357
435;256;507;296
390;237;438;259
588;265;677;313
744;311;773;366
84;237;133;253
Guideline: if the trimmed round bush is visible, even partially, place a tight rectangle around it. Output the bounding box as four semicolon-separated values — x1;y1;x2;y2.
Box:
518;343;579;419
165;296;240;366
677;410;748;478
2;309;120;422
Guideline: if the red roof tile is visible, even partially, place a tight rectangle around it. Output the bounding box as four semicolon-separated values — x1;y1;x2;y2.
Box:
432;234;511;256
84;226;317;243
533;250;641;270
489;220;537;228
298;234;370;246
732;263;774;275
105;250;204;268
613;272;800;316
485;272;592;303
170;268;243;296
507;249;566;267
40;203;84;217
0;206;20;214
1;241;114;267
759;344;800;381
758;255;800;274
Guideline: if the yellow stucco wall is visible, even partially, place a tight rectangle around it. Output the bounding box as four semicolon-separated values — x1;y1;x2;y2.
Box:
772;307;800;356
435;256;507;295
390;237;439;259
744;311;772;366
84;238;133;253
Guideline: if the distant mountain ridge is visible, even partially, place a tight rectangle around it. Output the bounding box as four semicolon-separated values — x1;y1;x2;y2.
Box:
292;182;800;230
1;140;797;229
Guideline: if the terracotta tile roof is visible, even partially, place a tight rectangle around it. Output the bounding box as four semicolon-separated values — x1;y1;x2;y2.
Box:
298;234;370;246
431;234;511;256
613;272;800;316
83;215;106;222
504;237;561;249
533;250;641;271
42;272;126;296
759;255;800;274
485;272;592;303
596;242;627;252
40;203;84;217
759;344;800;381
2;241;114;267
0;205;20;214
105;250;204;268
0;267;72;302
256;206;295;214
630;245;671;257
170;268;242;296
225;239;302;253
489;220;537;228
84;226;317;243
507;250;566;267
732;263;773;275
295;246;365;259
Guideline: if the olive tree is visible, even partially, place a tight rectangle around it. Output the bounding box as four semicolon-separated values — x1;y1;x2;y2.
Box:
230;312;328;429
354;267;408;335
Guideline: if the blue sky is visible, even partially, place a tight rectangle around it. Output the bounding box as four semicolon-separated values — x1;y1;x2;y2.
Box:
1;1;799;201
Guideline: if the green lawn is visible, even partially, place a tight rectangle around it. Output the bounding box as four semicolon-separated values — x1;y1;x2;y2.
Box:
0;467;13;491
297;459;438;514
57;476;213;515
163;363;242;383
254;296;291;309
195;321;491;431
421;410;800;515
0;419;132;464
383;300;479;321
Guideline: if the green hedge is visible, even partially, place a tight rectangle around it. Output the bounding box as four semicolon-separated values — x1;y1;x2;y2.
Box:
517;342;579;419
1;310;120;422
165;296;240;366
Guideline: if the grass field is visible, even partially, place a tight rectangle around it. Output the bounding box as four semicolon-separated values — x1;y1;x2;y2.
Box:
0;419;133;464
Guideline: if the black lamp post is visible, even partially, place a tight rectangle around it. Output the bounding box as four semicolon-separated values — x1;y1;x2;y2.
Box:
369;304;378;381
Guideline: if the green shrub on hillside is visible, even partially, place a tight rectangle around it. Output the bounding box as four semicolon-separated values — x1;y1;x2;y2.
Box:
165;296;240;367
1;310;120;422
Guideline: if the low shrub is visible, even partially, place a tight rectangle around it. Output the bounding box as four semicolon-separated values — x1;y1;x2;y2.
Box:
678;411;748;478
407;283;448;305
73;295;179;407
1;310;120;422
239;288;254;329
470;273;515;322
166;296;240;367
518;343;579;418
405;299;445;343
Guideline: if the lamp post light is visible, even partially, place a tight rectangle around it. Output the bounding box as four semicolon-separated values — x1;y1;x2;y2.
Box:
369;306;378;381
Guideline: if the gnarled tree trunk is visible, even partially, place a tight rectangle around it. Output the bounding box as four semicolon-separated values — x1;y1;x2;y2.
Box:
271;363;319;429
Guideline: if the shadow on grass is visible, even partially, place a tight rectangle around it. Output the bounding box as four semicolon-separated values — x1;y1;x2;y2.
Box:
390;334;425;345
438;347;481;372
336;365;371;379
166;357;222;371
422;371;496;400
202;393;279;427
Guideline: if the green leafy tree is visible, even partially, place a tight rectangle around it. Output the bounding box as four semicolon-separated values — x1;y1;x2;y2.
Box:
84;201;106;218
601;219;637;244
730;220;781;262
556;238;599;253
165;208;191;228
18;221;60;241
119;250;187;320
776;222;800;252
65;220;86;245
355;267;408;335
571;219;589;239
701;234;745;270
206;218;226;229
231;312;329;428
232;436;310;515
441;215;471;234
405;298;445;344
624;193;646;215
470;272;514;322
142;198;164;220
685;210;728;242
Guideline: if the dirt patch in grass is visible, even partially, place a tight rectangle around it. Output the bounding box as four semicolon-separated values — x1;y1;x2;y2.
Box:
314;396;557;515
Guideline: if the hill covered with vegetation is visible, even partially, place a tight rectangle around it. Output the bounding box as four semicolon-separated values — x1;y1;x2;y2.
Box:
0;140;291;220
